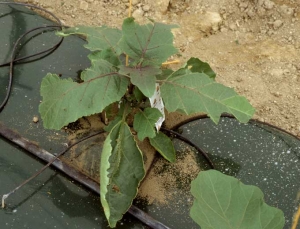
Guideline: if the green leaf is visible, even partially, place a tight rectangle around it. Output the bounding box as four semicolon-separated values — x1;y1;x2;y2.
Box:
186;57;216;79
119;65;161;97
104;102;131;132
149;131;176;163
133;86;145;102
88;49;120;66
119;17;178;66
39;60;129;130
56;26;122;54
100;121;145;227
160;71;255;123
133;108;162;141
190;170;285;229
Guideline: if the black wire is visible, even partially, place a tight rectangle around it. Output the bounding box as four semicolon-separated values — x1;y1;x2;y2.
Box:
0;2;64;112
171;113;300;141
161;127;215;169
0;25;64;67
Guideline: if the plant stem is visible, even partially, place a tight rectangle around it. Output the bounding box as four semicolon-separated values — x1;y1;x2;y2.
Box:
292;205;300;229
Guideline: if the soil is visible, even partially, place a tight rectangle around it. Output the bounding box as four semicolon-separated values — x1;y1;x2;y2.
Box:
15;0;300;205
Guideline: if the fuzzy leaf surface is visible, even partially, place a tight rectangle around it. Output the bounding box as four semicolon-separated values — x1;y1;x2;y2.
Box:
133;108;162;141
119;66;161;97
88;49;120;66
149;131;176;163
133;86;145;102
160;71;255;123
100;121;145;227
57;26;122;54
120;17;178;66
190;170;285;229
39;60;128;129
186;57;216;79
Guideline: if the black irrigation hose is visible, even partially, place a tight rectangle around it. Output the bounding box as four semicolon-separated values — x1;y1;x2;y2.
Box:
0;123;171;229
0;2;64;111
171;113;300;141
161;127;215;169
0;25;64;68
167;113;300;170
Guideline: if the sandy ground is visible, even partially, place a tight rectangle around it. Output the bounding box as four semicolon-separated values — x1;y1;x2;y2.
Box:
16;0;300;137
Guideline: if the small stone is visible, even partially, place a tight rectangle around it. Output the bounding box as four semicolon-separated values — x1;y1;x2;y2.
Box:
280;5;294;17
274;92;281;97
142;5;150;12
247;9;255;18
263;0;274;10
198;11;222;33
79;1;89;10
273;20;283;29
220;27;228;32
156;0;170;14
229;23;237;31
33;116;39;123
236;77;243;82
132;0;139;6
257;8;266;17
132;8;144;19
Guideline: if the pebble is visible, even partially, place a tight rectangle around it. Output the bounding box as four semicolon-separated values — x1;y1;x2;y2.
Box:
198;11;222;33
280;5;294;17
33;116;39;123
156;0;170;14
273;20;283;29
142;5;150;12
79;1;89;11
132;8;144;19
263;0;274;10
229;23;237;31
132;0;139;6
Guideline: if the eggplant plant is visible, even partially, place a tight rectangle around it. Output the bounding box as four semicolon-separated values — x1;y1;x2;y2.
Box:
39;17;284;228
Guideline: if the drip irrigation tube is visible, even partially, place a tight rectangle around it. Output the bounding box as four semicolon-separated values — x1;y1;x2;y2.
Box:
0;122;171;229
171;113;300;141
0;2;64;111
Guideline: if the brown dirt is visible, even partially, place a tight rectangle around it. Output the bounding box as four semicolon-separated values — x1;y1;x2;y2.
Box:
138;146;200;204
16;0;300;204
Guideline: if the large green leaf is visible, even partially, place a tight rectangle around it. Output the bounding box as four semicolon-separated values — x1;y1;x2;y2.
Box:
119;65;161;97
100;121;145;227
149;131;176;163
160;70;255;123
133;108;162;141
190;170;285;229
56;26;122;54
39;60;129;129
133;86;145;102
88;49;120;66
186;57;216;79
119;17;178;66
